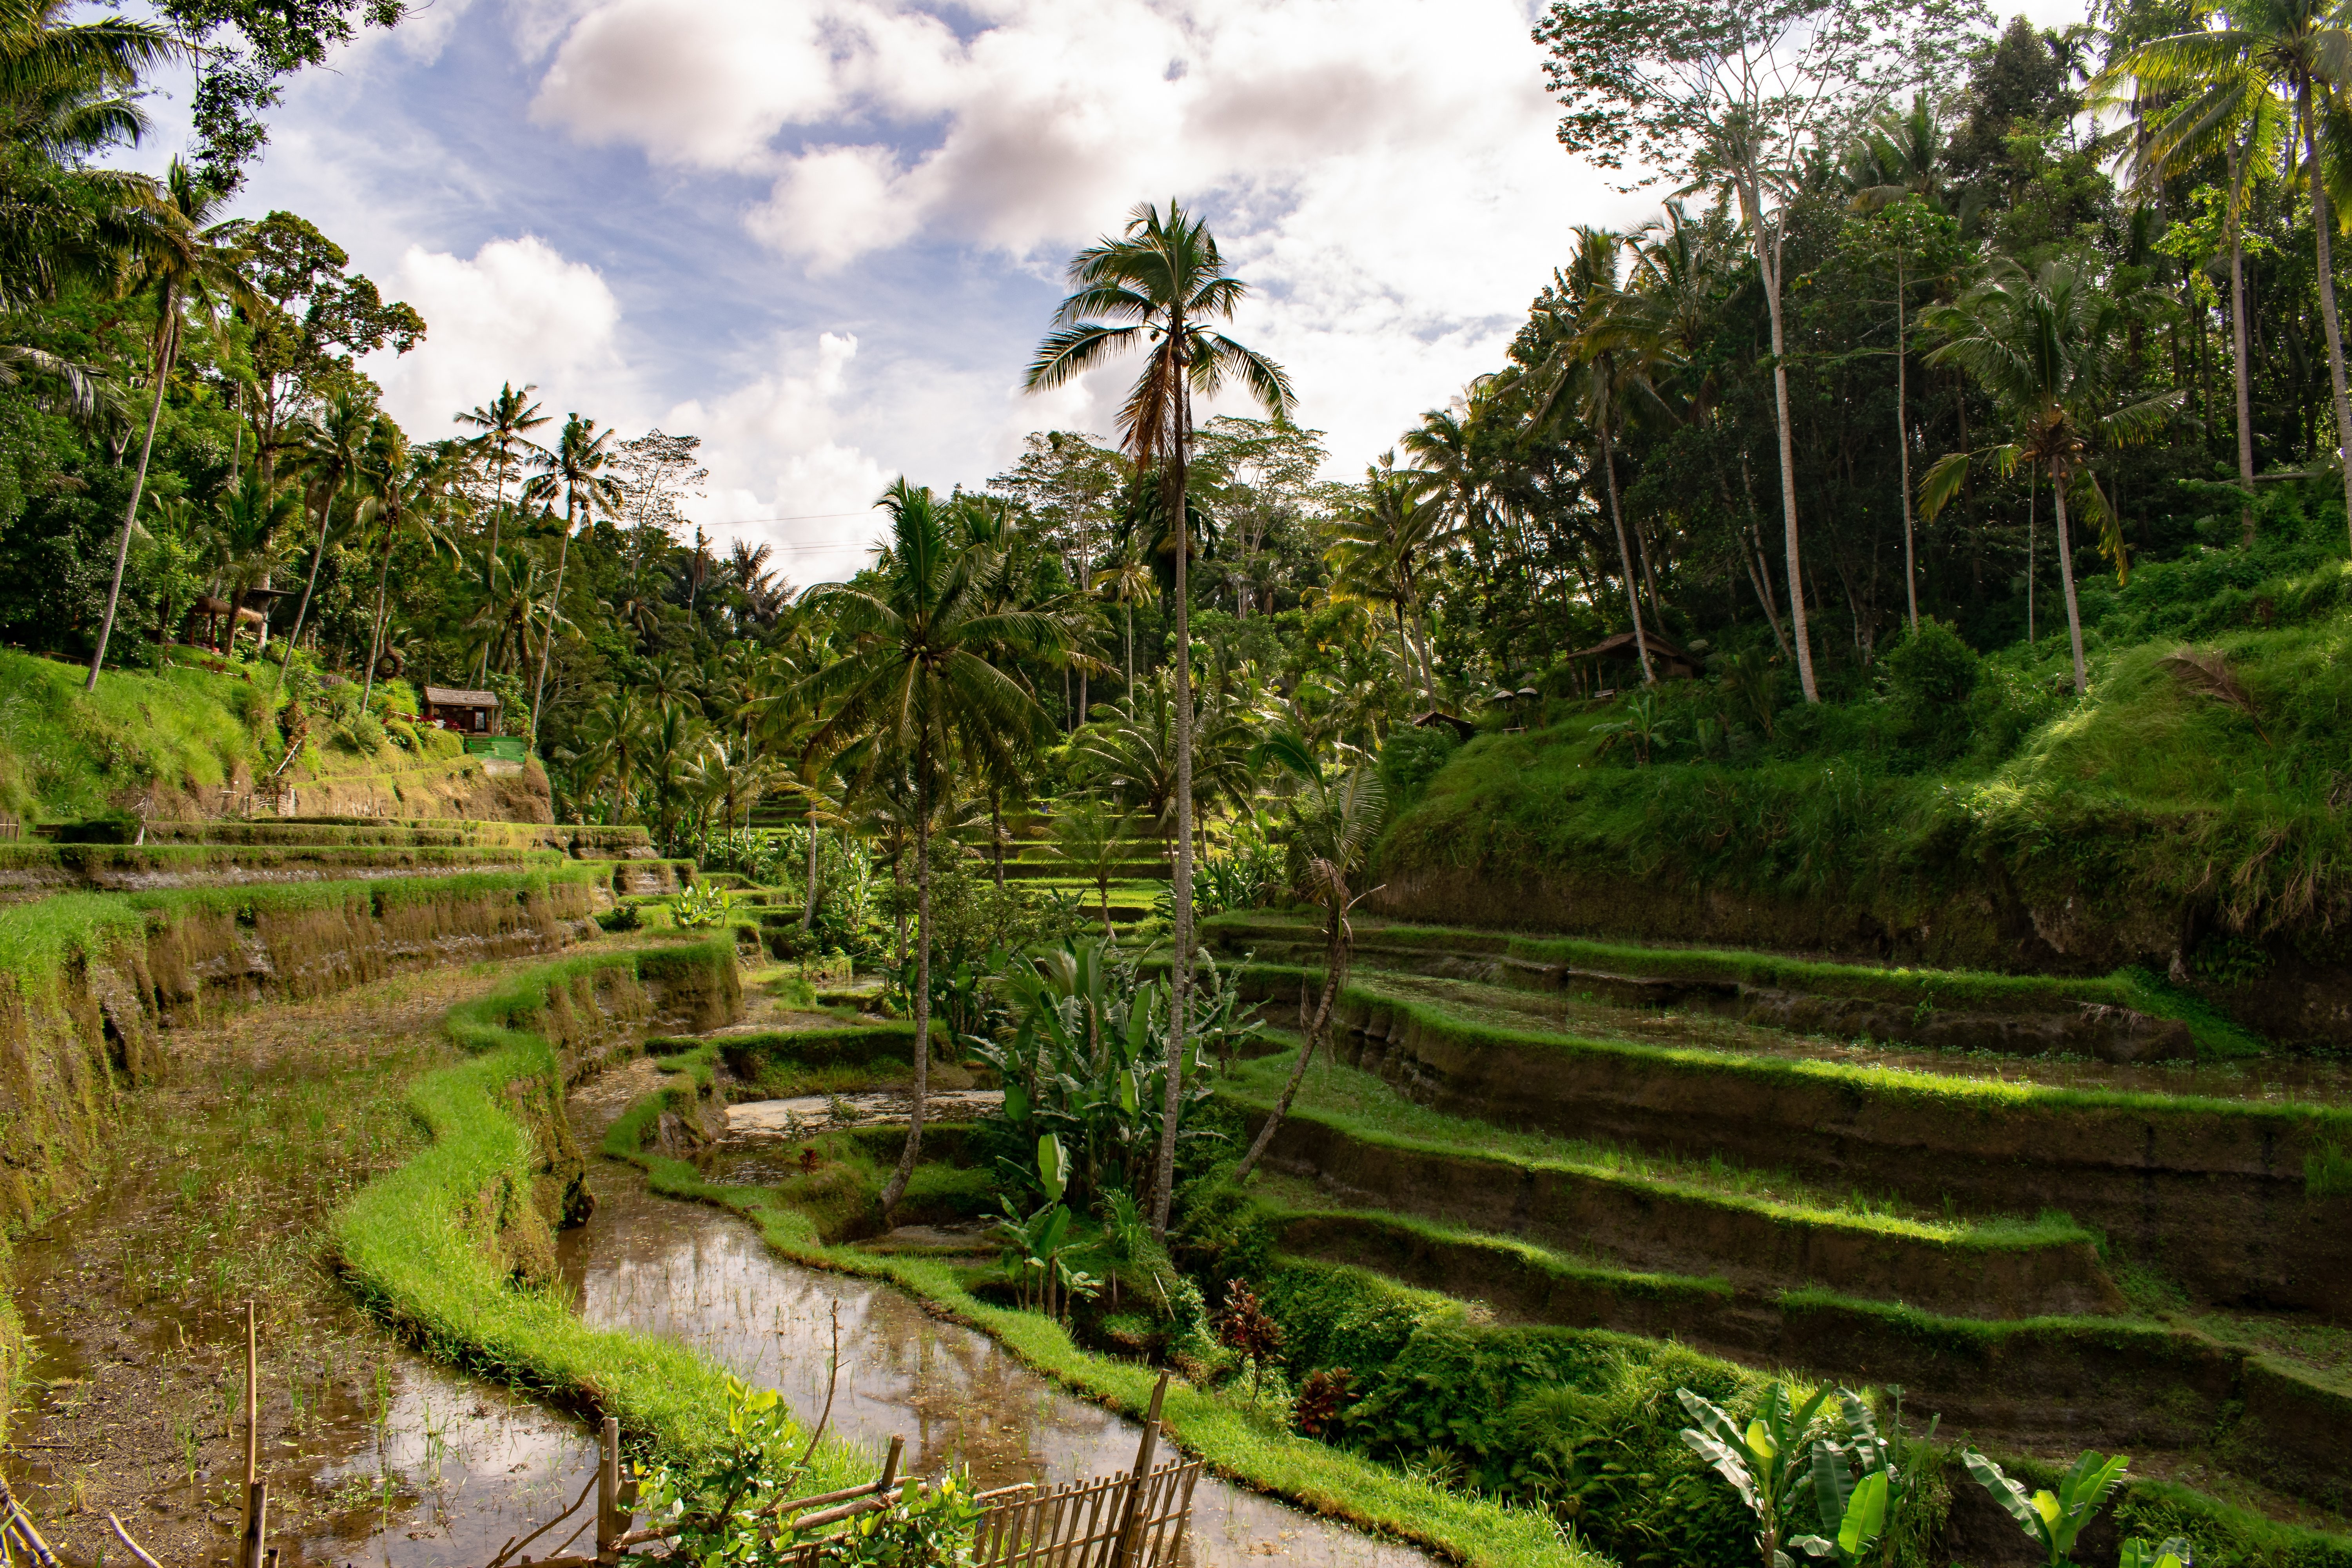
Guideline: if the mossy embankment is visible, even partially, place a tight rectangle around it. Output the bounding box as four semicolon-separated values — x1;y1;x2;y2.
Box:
1222;962;2352;1318
1374;573;2352;1045
0;862;604;1226
0;649;552;825
0;840;691;901
330;936;877;1474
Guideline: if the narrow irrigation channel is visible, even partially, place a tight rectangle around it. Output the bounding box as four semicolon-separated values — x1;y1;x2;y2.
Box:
559;1070;1441;1568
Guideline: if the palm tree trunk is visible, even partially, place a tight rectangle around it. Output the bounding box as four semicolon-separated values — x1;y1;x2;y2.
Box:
2052;466;2087;695
1599;416;1653;684
477;448;508;686
1895;247;1918;634
529;513;573;748
879;758;931;1218
1232;902;1346;1183
802;802;820;933
362;538;394;710
1740;172;1818;702
2303;82;2352;554
1151;400;1194;1243
276;486;337;691
87;332;176;691
1124;604;1135;717
2227;146;2258;547
992;788;1006;890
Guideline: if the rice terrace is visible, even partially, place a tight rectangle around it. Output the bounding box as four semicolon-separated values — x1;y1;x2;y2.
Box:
6;0;2352;1564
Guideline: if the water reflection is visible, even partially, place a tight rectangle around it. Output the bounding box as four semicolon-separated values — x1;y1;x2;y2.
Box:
558;1096;1438;1567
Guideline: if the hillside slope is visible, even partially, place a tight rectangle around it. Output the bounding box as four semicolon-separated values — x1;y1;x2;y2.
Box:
1377;539;2352;1046
0;651;550;824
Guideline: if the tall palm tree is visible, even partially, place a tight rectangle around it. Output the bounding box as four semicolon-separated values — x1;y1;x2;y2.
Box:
455;383;549;681
2102;0;2352;548
205;465;301;648
356;436;462;707
1514;227;1672;682
1090;546;1154;717
274;388;374;688
1918;260;2181;695
1024;200;1294;1240
2098;17;2289;546
799;479;1072;1220
522;413;622;746
1322;458;1457;698
85;159;247;690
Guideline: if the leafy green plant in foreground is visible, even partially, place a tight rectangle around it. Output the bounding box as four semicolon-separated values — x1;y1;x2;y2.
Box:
673;880;737;929
1963;1447;2131;1567
1677;1383;1831;1568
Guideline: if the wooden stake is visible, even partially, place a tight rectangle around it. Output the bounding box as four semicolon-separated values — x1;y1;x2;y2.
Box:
595;1417;620;1562
1110;1371;1170;1568
241;1302;259;1547
877;1436;903;1494
240;1482;268;1568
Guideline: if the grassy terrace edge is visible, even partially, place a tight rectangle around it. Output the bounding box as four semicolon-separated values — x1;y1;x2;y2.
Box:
1216;959;2352;1137
596;1069;1590;1568
1202;912;2259;1054
330;937;869;1486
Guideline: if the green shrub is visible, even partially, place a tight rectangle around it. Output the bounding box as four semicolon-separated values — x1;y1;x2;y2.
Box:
1380;723;1462;813
1884;620;1981;755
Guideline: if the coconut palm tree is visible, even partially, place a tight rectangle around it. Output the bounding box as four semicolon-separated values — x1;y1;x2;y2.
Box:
85;158;249;690
1090;546;1154;717
2097;18;2289;546
1511;227;1673;682
356;436;462;707
522;413;622;745
455;383;549;681
1323;457;1457;699
799;478;1073;1220
1024;200;1294;1239
206;465;301;648
2100;0;2352;548
273;388;374;688
1918;260;2181;695
1230;733;1387;1183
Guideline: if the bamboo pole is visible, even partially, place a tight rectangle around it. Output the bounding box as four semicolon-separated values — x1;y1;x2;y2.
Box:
1110;1371;1170;1568
240;1482;269;1568
241;1302;259;1548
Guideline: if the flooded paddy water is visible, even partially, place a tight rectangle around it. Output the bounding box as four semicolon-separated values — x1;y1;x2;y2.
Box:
560;1069;1440;1568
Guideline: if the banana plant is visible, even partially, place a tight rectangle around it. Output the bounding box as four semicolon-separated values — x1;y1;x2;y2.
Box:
986;1133;1099;1321
1962;1448;2133;1568
2119;1537;2194;1568
1793;1389;1937;1568
1677;1384;1833;1568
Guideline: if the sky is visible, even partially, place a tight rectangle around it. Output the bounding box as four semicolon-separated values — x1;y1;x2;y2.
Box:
124;0;2085;583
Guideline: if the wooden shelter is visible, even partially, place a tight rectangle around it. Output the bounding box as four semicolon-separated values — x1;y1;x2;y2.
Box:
422;685;501;733
1565;628;1701;686
1412;709;1477;741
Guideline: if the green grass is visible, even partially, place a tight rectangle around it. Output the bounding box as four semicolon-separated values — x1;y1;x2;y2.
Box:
1229;960;2352;1137
0;648;282;820
1223;1051;2082;1242
332;938;871;1486
1204;913;2268;1058
1375;611;2352;1004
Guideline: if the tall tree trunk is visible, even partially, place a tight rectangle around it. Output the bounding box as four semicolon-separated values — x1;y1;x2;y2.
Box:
1741;174;1818;702
802;800;820;933
477;448;509;686
1895;247;1918;635
2053;466;2087;695
991;788;1006;890
1151;381;1194;1243
88;328;176;691
2303;82;2352;554
1124;605;1135;715
276;483;338;692
880;758;931;1219
2228;166;2257;547
362;537;394;709
529;510;573;747
1599;414;1653;683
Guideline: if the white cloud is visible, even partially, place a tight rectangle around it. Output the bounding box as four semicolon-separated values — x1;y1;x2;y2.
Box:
368;235;629;438
523;0;1650;477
